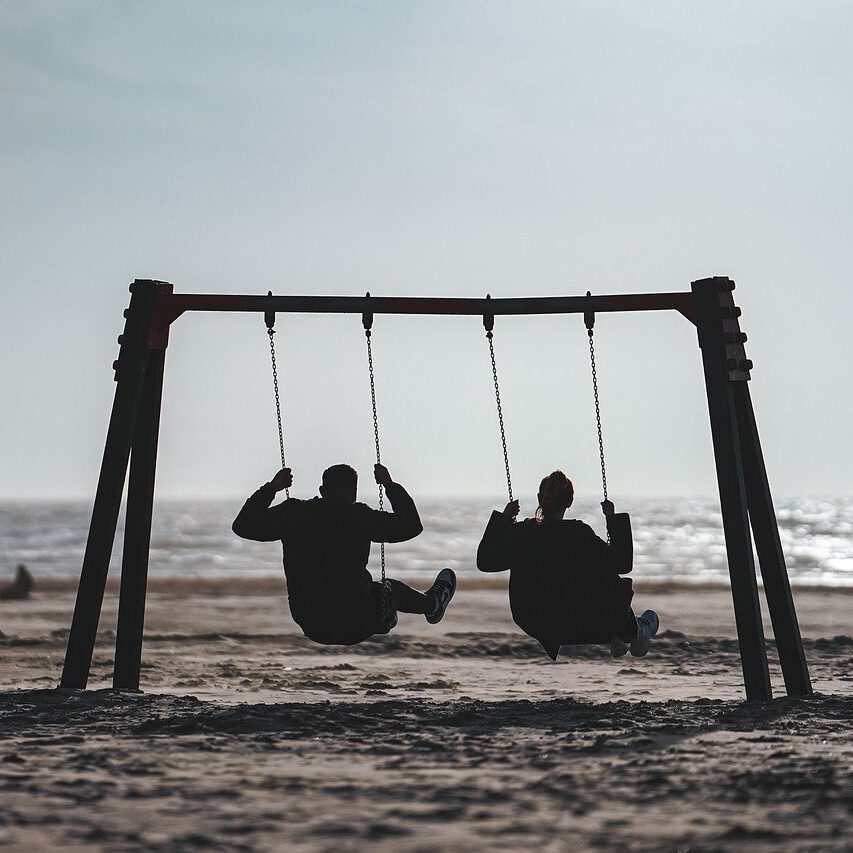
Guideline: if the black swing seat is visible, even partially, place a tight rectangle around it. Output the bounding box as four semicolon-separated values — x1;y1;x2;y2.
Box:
298;580;398;646
538;628;630;661
519;572;637;660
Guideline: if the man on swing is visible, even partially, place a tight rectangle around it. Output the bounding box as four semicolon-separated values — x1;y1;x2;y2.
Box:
232;463;457;645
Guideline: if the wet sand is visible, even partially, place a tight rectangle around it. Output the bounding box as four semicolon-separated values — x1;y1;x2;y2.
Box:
1;577;851;850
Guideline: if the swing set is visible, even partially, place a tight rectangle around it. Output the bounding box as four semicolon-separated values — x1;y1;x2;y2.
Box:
59;277;811;702
265;288;604;574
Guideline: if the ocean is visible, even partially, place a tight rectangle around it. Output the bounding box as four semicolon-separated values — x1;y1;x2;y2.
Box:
1;496;851;588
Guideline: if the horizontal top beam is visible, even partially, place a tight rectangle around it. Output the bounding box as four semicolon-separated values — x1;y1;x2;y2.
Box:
170;290;694;316
147;288;697;346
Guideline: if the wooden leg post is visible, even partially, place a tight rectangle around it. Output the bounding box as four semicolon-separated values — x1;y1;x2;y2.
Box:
60;281;170;689
733;383;812;696
693;278;772;701
113;348;166;690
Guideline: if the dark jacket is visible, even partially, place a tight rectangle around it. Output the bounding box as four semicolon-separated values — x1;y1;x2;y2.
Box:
232;481;423;642
477;510;634;645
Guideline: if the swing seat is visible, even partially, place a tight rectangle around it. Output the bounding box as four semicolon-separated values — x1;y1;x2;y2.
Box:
538;630;629;661
297;580;398;646
516;577;637;659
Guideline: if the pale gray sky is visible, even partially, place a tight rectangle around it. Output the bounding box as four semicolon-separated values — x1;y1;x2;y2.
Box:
1;1;851;501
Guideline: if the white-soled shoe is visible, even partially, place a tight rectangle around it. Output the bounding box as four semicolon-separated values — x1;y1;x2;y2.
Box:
629;610;660;658
425;568;457;624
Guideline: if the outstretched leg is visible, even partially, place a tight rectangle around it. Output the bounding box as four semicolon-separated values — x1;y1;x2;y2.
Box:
386;569;457;624
385;578;432;614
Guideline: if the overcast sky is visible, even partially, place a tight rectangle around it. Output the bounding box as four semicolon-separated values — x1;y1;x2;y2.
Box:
1;1;851;502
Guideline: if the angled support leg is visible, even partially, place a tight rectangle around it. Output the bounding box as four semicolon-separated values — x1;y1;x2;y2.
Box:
733;383;812;696
113;347;166;690
693;277;772;701
60;281;171;689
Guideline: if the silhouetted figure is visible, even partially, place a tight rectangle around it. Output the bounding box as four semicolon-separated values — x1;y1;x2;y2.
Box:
233;463;456;644
0;564;34;600
477;471;659;660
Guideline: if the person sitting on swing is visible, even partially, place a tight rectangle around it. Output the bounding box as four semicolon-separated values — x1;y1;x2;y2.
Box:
477;470;659;660
232;462;457;645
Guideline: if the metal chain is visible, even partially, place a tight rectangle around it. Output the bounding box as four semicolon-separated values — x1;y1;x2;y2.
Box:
365;329;386;581
267;327;290;499
587;327;610;541
486;331;513;503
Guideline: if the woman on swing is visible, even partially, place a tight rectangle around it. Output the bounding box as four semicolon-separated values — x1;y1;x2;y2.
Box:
477;471;659;660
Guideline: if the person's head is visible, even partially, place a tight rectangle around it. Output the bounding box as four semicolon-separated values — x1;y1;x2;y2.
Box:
320;464;358;502
536;470;574;522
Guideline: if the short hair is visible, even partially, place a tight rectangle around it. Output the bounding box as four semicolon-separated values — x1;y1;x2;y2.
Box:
322;464;358;494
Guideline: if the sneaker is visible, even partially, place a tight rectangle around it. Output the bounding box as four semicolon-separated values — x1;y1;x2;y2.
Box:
629;610;660;657
425;568;457;624
609;636;629;658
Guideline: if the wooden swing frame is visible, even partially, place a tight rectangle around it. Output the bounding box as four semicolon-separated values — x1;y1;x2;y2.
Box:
59;277;811;701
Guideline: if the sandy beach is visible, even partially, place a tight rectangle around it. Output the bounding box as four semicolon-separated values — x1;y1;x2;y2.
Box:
1;575;851;850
